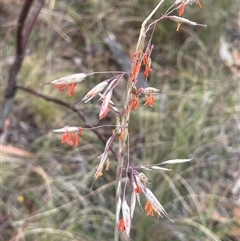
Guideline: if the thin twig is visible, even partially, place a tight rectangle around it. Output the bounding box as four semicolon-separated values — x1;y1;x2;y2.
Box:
16;0;34;56
0;0;44;132
16;85;118;161
22;0;45;50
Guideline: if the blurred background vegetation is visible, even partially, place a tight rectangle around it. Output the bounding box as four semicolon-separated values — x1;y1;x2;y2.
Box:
1;0;240;240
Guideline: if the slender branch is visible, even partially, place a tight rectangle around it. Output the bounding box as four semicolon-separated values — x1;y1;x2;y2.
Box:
16;85;118;161
22;0;45;50
5;0;39;99
0;0;44;132
16;0;34;55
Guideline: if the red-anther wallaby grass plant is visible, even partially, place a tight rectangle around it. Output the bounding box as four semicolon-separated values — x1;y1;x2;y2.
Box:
50;1;206;240
2;0;240;241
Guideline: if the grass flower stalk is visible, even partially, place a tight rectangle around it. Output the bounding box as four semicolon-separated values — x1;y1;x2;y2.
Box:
48;1;206;240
